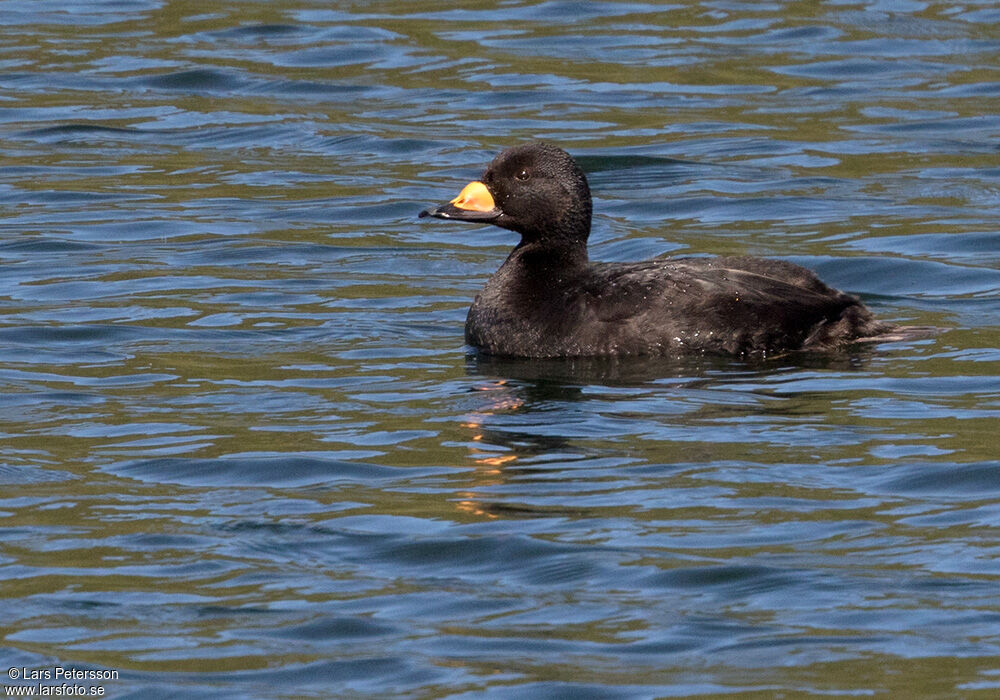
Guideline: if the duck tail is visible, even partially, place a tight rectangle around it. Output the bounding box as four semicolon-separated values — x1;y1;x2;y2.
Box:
804;301;939;350
853;324;941;345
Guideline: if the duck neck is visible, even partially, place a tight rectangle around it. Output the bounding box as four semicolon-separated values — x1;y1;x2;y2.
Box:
510;236;589;275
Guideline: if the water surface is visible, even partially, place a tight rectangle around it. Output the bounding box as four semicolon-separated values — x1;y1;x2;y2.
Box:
2;1;999;698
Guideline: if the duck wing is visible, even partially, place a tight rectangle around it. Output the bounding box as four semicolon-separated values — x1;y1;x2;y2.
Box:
583;256;888;353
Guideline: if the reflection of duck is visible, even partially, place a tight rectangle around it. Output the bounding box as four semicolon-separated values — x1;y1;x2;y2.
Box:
461;377;577;464
455;376;582;519
421;142;910;358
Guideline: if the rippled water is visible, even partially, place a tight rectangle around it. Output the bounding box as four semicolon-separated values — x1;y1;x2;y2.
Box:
2;1;1000;697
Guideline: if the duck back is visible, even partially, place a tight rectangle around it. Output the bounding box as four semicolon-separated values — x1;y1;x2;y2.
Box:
466;253;892;357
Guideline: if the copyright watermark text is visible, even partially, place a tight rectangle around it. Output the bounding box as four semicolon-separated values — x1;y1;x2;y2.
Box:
4;667;118;696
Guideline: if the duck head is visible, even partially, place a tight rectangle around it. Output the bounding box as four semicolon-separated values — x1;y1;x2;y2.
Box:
420;142;593;246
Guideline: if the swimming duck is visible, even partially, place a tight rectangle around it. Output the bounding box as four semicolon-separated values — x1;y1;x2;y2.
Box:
420;141;898;357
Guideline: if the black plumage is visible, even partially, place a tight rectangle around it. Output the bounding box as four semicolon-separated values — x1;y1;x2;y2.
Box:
420;142;898;358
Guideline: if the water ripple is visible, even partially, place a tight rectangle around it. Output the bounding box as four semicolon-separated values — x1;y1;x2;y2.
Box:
1;0;998;698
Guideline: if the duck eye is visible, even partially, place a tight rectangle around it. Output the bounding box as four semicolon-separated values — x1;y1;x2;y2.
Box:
515;169;530;181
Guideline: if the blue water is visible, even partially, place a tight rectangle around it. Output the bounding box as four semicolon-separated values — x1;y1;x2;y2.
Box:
2;1;999;698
